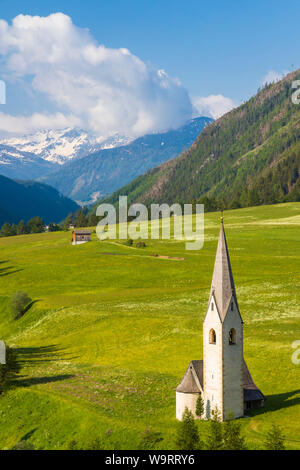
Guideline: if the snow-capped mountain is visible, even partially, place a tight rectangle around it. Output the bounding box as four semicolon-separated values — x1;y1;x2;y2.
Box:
0;128;133;165
41;117;213;203
0;144;60;180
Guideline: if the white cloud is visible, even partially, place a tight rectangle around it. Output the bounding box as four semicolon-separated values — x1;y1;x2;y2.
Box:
0;13;194;137
0;111;81;134
262;70;288;86
192;94;236;120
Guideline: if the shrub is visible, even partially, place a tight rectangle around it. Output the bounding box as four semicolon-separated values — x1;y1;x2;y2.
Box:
175;407;202;450
10;291;32;320
138;428;163;450
223;412;247;450
264;424;285;450
11;440;35;450
205;407;224;450
195;395;204;418
136;241;146;248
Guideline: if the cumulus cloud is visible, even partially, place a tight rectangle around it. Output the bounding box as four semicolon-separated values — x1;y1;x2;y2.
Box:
192;94;236;120
0;13;194;137
0;111;81;135
262;70;288;86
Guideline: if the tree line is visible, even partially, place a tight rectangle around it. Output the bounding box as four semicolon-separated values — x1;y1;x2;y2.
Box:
0;208;101;238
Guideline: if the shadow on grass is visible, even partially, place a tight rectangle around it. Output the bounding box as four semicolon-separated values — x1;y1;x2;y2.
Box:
247;389;300;417
22;299;41;315
12;374;74;388
20;428;38;441
8;344;78;390
14;344;77;366
0;265;23;277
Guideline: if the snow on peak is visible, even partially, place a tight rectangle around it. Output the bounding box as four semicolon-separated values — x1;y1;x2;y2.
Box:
0;128;133;164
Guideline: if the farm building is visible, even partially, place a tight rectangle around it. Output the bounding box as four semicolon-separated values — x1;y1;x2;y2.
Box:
176;219;264;421
72;229;92;245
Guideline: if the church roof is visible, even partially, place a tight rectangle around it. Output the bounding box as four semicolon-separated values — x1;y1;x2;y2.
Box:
176;359;264;402
210;221;240;322
243;359;265;402
176;360;203;393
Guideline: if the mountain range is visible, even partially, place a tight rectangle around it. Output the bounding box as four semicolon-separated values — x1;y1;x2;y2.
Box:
0;175;79;226
0;128;132;166
101;69;300;209
40;117;212;203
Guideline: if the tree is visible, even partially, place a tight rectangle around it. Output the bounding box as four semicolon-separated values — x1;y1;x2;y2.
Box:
195;394;204;418
138;428;163;450
205;407;224;450
75;209;88;228
10;291;32;320
17;220;26;235
27;216;44;233
10;224;17;236
223;412;246;450
264;424;285;450
88;213;99;227
48;223;61;232
175;407;202;450
63;214;73;231
1;223;12;237
0;346;20;394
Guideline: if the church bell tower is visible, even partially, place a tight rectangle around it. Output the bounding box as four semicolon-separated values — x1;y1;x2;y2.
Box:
203;219;244;420
176;219;264;421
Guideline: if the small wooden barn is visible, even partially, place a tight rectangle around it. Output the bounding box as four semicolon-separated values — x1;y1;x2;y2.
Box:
72;230;92;245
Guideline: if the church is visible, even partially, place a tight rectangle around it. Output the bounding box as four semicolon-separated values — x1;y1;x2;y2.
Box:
176;220;264;421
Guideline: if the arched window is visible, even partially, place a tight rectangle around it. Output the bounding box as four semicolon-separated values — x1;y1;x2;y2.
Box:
211;302;214;311
229;328;237;345
209;328;216;344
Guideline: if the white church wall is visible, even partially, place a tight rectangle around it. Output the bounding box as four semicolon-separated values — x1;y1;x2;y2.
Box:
176;391;200;420
203;299;223;419
222;300;244;419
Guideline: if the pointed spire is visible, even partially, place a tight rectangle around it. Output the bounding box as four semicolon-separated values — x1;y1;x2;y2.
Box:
210;219;238;321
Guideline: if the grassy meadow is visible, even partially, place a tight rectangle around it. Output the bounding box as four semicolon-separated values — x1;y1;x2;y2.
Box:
0;202;299;450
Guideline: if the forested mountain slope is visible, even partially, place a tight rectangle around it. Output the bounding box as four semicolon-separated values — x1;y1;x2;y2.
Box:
102;69;300;209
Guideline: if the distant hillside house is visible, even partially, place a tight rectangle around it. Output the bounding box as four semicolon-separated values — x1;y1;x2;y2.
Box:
176;220;264;422
72;229;92;245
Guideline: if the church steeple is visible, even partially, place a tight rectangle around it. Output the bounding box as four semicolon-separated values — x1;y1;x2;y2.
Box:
210;219;240;322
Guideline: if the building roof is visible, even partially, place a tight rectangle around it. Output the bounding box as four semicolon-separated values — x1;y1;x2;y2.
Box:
177;359;264;402
176;360;203;393
243;360;265;401
210;221;241;322
73;230;92;235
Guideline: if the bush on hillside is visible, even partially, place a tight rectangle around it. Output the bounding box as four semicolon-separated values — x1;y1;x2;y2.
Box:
10;291;32;320
136;241;146;248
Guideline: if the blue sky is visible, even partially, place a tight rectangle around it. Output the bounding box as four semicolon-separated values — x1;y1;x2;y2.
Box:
0;0;299;137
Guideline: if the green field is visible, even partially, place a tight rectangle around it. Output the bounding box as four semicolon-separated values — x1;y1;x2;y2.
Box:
0;203;299;450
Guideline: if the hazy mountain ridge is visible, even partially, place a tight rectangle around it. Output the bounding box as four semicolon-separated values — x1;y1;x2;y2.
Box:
0;175;79;226
41;117;213;203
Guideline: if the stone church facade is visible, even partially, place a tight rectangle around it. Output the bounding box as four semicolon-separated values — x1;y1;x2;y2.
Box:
176;220;264;421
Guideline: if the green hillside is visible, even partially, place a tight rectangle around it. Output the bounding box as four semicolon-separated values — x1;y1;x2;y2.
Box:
0;203;299;449
0;175;79;226
102;69;300;209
